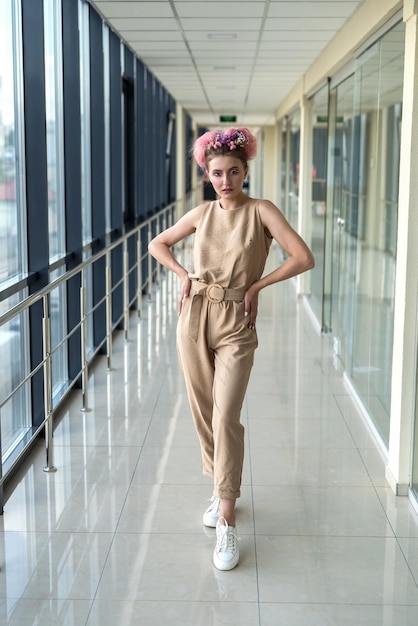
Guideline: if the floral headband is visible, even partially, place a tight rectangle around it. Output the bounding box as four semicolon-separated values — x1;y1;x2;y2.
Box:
193;127;257;168
209;129;248;152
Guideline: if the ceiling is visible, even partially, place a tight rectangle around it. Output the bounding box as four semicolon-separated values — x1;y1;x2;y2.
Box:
90;0;365;127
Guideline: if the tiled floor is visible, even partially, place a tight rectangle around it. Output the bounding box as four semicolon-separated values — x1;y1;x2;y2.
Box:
2;249;418;625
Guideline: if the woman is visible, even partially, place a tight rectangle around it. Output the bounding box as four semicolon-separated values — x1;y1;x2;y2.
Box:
148;128;314;571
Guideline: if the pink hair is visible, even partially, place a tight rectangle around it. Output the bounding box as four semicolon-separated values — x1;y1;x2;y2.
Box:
192;127;257;168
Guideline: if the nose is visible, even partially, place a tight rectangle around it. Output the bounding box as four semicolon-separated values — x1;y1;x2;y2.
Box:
222;172;230;185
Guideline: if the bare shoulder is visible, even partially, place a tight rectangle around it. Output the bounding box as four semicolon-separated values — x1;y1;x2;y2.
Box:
152;202;207;246
258;199;288;226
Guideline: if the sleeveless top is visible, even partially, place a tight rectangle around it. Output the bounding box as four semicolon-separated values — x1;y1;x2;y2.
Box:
189;198;273;290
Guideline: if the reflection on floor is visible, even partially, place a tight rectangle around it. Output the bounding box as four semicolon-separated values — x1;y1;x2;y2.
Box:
1;260;418;625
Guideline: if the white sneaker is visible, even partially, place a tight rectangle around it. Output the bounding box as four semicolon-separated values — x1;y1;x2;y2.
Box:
203;497;220;527
213;517;239;571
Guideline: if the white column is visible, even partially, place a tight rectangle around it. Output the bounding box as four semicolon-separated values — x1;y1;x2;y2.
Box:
386;0;418;495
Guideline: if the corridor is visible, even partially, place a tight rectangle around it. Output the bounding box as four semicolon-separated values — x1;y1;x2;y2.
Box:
1;246;418;625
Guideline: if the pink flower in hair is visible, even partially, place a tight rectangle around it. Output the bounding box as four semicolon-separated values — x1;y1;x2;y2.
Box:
192;126;257;168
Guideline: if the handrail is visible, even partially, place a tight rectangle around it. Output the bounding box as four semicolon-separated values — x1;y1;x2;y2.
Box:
0;198;183;513
0;202;175;328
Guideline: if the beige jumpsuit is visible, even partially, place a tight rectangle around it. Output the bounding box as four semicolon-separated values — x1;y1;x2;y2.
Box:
177;199;272;500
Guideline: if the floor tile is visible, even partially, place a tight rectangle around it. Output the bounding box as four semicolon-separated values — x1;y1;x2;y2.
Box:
0;532;113;600
252;485;394;536
250;446;373;487
87;600;260;626
256;535;418;604
0;599;92;626
259;603;418;626
95;532;258;602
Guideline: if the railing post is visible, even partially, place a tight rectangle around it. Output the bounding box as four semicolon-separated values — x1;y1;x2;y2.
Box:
137;231;142;318
123;240;129;341
42;294;57;473
105;251;113;370
80;269;90;411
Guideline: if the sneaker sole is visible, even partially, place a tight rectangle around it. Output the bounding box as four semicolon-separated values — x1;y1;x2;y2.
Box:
203;516;218;528
213;553;239;571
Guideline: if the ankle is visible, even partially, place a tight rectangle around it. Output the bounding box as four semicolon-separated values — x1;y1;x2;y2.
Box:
219;513;235;527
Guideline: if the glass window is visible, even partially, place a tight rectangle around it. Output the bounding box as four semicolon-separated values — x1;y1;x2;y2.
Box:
289;111;300;232
79;0;94;356
44;0;65;260
280;111;300;231
329;21;405;445
0;293;31;464
44;0;68;401
49;268;68;404
0;0;31;466
309;84;329;325
0;0;26;283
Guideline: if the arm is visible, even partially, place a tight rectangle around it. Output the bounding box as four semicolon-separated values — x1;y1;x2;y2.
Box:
148;205;203;311
244;200;314;326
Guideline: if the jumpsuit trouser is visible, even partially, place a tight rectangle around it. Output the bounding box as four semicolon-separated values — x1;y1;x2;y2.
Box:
177;281;258;500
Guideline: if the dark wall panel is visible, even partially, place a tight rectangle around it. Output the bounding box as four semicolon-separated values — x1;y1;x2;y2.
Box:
89;7;106;348
62;0;82;380
22;0;48;428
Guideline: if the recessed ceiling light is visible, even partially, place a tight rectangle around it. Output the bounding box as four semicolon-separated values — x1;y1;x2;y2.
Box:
208;33;237;40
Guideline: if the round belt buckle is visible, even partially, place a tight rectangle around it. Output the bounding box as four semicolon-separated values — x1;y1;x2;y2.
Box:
206;283;225;304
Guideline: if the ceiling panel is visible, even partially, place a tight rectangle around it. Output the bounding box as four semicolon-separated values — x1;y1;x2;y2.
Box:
89;0;365;125
267;1;361;18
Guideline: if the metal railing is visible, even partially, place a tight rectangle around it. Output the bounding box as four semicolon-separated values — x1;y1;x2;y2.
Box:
0;199;183;513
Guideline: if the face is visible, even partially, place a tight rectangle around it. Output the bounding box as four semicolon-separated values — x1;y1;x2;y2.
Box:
206;155;248;203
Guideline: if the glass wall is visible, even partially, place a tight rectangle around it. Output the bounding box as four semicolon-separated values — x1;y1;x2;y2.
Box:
0;0;26;281
1;0;178;474
44;0;68;401
309;83;329;325
0;294;30;461
44;0;66;260
0;0;30;462
280;110;300;231
329;21;405;445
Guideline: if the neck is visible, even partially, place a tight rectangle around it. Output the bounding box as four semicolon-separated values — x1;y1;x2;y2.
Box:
218;192;248;210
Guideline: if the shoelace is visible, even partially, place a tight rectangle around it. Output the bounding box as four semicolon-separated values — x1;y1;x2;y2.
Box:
216;520;240;553
207;497;220;514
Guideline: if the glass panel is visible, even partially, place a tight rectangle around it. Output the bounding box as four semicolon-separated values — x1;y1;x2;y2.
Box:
280;119;288;214
0;293;31;462
329;74;356;363
0;0;25;283
309;84;329;325
349;23;404;443
289;110;300;232
44;0;65;260
0;0;31;465
50;268;68;405
330;21;405;445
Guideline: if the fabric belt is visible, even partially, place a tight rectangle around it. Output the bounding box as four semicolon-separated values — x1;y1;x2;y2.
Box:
187;280;245;342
